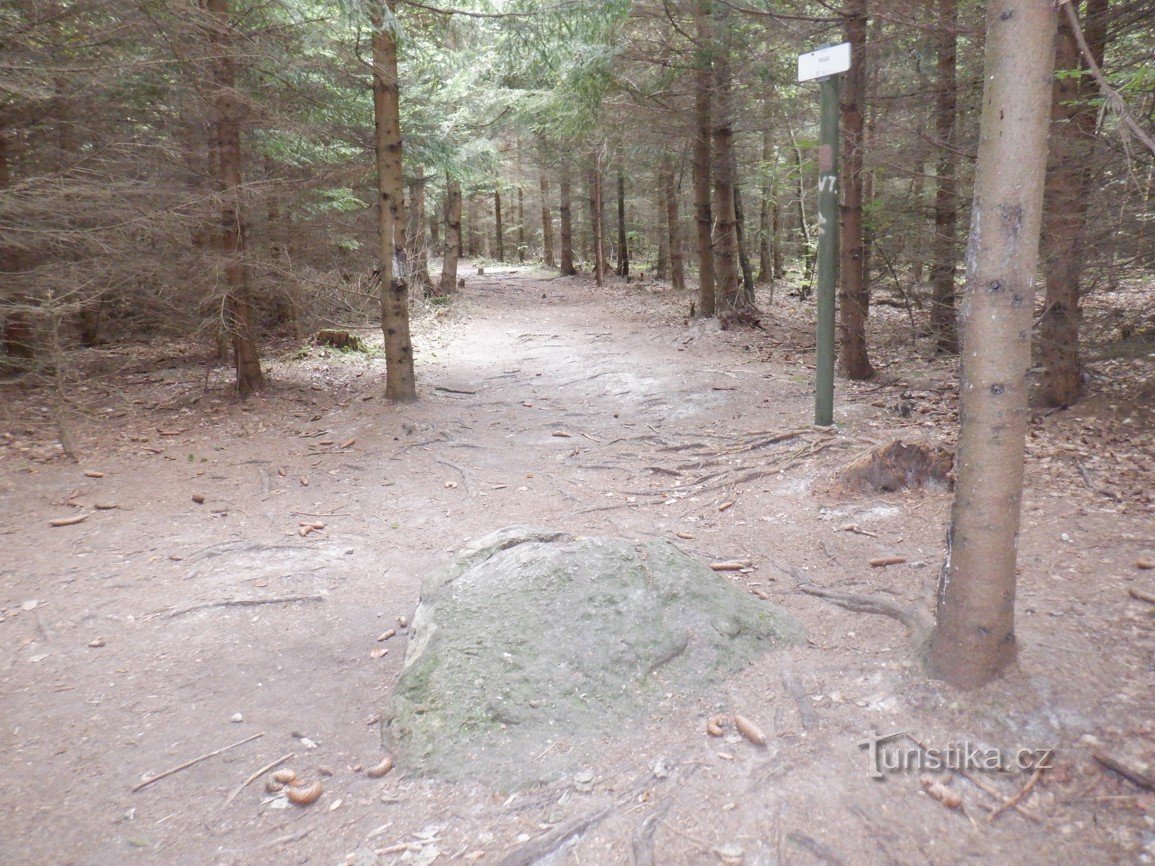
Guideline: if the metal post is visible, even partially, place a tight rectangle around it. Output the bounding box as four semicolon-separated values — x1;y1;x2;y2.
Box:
814;75;840;427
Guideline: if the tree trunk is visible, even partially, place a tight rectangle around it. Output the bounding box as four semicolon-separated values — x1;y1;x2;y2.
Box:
493;187;504;261
734;179;756;308
559;162;576;275
591;160;606;286
757;130;773;284
208;0;264;397
711;9;740;312
789;124;814;291
540;165;555;268
655;172;669;280
406;171;433;295
0;128;35;360
930;0;960;353
838;0;874;380
438;174;461;295
928;0;1057;690
693;0;716;316
516;184;526;262
615;170;629;278
664;158;686;292
1038;0;1108;407
372;0;416;402
466;196;479;257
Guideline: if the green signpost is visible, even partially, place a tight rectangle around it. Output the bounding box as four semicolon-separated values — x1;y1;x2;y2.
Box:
798;43;850;427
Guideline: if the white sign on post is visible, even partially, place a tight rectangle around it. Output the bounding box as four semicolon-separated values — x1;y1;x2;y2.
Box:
797;42;851;82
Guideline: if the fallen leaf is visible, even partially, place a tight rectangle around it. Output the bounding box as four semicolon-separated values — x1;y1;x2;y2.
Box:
370;647;388;659
377;629;396;642
341;438;356;449
83;470;104;478
718;501;734;512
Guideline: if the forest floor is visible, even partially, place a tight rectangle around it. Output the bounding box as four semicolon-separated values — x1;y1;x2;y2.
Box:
1;265;1154;866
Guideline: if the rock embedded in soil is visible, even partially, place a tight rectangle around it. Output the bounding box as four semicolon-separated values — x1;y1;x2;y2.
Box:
384;526;805;789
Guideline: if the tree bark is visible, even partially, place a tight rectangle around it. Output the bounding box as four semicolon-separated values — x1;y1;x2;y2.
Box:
734;178;756;308
590;160;606;286
693;0;716;316
615;170;629;278
838;0;874;380
1038;0;1108;407
372;0;416;402
757;129;773;283
466;195;479;257
655;172;669;280
516;184;526;262
928;0;1057;690
663;158;686;292
406;171;433;295
540;164;555;268
930;0;960;353
493;187;504;261
208;0;265;397
711;9;740;312
438;174;461;295
559;162;576;275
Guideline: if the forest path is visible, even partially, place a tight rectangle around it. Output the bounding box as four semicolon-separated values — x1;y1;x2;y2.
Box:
1;267;1150;865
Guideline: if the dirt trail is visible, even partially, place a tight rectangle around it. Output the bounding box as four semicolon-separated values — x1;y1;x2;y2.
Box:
1;268;1152;865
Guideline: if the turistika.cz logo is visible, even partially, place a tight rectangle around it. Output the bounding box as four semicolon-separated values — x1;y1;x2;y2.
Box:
859;730;1056;779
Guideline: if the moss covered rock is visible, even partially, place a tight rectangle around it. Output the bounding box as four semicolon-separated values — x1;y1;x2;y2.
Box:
385;526;804;788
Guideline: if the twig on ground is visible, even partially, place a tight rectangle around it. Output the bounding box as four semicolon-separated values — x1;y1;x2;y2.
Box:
1094;752;1155;792
132;732;264;792
434;386;477;395
223;752;294;808
1127;587;1155;605
904;735;1042;822
167;594;326;618
988;765;1045;822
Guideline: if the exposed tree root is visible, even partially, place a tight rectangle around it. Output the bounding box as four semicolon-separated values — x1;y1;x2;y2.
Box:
797;582;932;650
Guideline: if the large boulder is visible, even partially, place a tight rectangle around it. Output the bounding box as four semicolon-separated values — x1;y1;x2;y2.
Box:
384;527;805;788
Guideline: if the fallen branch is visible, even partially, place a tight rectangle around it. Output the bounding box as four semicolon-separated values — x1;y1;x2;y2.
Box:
988;765;1044;822
1094;752;1155;792
132;732;264;792
223;752;295;808
434;385;478;395
905;735;1041;822
168;594;326;618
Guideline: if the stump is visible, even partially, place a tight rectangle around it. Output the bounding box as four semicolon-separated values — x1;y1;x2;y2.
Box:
836;440;953;494
312;329;364;351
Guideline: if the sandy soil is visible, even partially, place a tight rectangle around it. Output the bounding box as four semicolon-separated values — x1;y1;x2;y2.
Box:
1;266;1153;866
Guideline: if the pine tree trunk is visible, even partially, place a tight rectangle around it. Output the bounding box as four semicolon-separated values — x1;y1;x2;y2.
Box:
438;174;461;295
0;127;35;360
493;187;504;261
757;128;773;283
789;125;814;291
372;0;416;402
467;196;479;257
693;0;716;317
208;0;264;397
1038;0;1108;407
664;159;686;292
559;162;576;275
616;170;629;278
516;185;526;263
591;161;606;286
734;179;756;308
406;171;433;295
540;168;555;268
930;0;960;353
838;0;874;380
928;0;1057;690
711;10;740;313
654;172;669;280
